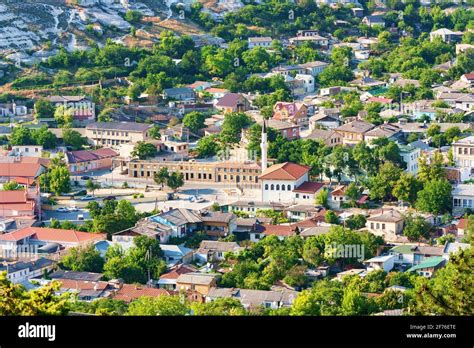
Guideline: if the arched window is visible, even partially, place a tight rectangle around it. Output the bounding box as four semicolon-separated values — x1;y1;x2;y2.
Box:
271;184;274;190
287;185;291;191
282;185;285;191
276;184;280;190
265;184;269;190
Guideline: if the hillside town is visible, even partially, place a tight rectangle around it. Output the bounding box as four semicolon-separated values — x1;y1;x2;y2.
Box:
0;0;472;317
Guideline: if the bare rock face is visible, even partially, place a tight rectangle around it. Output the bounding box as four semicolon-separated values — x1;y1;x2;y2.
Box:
0;0;158;53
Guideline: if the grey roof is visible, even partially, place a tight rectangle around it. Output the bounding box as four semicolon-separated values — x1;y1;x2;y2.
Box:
0;257;55;274
248;37;272;42
307;128;333;141
49;270;103;282
336;119;375;133
198;240;240;253
300;226;331;237
207;287;298;308
258;119;298;130
367;210;404;223
87;122;152;132
365;124;401;137
176;272;218;285
200;211;234;224
163;87;194;95
47;95;89;102
235;218;258;227
157;208;202;226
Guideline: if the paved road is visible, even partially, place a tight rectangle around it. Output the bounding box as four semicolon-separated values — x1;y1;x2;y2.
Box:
41;209;90;222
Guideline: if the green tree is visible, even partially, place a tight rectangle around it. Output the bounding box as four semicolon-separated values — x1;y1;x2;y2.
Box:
415;179;452;215
154;167;169;189
49;165;71;195
63;129;87;150
0;272;72;315
34;99;54;119
195;134;219;158
325;210;340;224
191;298;246;316
54;104;74;127
411;247;473;315
127;296;189;316
124;10;142;24
61;243;104;273
166;172;184;192
220;112;253;145
403;214;432;242
183;111;207;133
315;188;329;208
9;126;34;146
369;162;402;201
32;126;57;149
2;181;22;191
131;142;157;159
345;183;360;206
392;172;422;206
86;179;101;196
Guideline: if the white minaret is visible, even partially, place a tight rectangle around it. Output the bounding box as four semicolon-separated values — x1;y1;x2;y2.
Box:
260;119;268;172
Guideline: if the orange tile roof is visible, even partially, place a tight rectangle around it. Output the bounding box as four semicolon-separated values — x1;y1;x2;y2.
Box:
57;279;109;291
260;162;310;181
262;224;298;237
293;182;325;193
0;163;43;178
0;227;106;243
457;218;467;230
160;264;196;280
0;190;27;203
112;284;171;302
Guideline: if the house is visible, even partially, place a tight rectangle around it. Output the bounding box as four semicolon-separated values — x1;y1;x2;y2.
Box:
261;224;299;240
45;96;95;125
227;200;286;217
295;74;315;93
0;189;39;219
306;129;343;147
49;270;103;282
285;204;324;221
163;87;195;101
260;162;311;203
0;101;28;117
0;161;46;184
389;245;444;268
160;244;193;266
194;240;242;263
289;35;329;47
298;61;329;76
176;272;218;295
215;93;250;113
248;37;273;49
65;148;119;174
309;110;341;130
292;182;325;205
257;119;300;140
149;208;202;238
299;225;331;238
85;122;153;147
452;184;474;214
0;257;55;284
407;256;446;278
363;123;401;143
112;219;174;246
273;102;308;126
157;264;197;290
199;211;236;237
320;86;341;96
56;279;112;301
364;255;396;273
0;227;105;255
430;28;463;43
460;73;474;87
456;218;467;236
366;210;405;239
399;144;421;176
111;283;172;303
206;287;297;309
328;185;348;209
204;87;229;100
10;145;43;158
186;81;212;91
443;242;470;260
335;119;375;146
362;15;385;27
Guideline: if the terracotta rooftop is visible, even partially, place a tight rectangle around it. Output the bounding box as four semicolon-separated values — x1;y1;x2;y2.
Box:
260;162;310;181
0;227;106;243
293;181;325;193
65;148;118;164
262;224;298;237
112;284;171;302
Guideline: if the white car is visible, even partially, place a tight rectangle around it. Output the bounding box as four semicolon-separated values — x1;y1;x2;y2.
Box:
80;195;96;201
67;206;78;212
56;207;69;213
195;196;206;203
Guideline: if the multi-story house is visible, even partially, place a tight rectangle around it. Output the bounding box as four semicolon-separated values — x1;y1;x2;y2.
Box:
273;102;308;126
452;136;474;178
334;119;375;146
85;122;153;147
248;37;273;49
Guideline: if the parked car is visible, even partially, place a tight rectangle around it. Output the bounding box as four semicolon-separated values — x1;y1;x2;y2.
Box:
195;196;206;203
67;206;78;212
80;195;96;201
103;196;116;201
56;207;69;213
80;176;91;180
77;214;84;221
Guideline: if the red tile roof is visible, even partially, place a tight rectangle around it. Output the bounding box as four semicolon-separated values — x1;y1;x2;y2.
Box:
462;73;474;80
66;148;118;164
260;162;310;181
58;279;109;291
160;264;196;280
0;227;106;243
0;163;43;179
216;93;245;108
262;224;298;237
293;181;325;193
367;97;393;104
0;190;27;204
112;284;171;302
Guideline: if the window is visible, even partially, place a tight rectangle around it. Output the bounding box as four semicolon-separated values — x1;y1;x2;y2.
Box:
276;184;280;190
271;184;274;190
282;185;285;191
265;184;269;190
287;185;291;191
382;224;386;230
